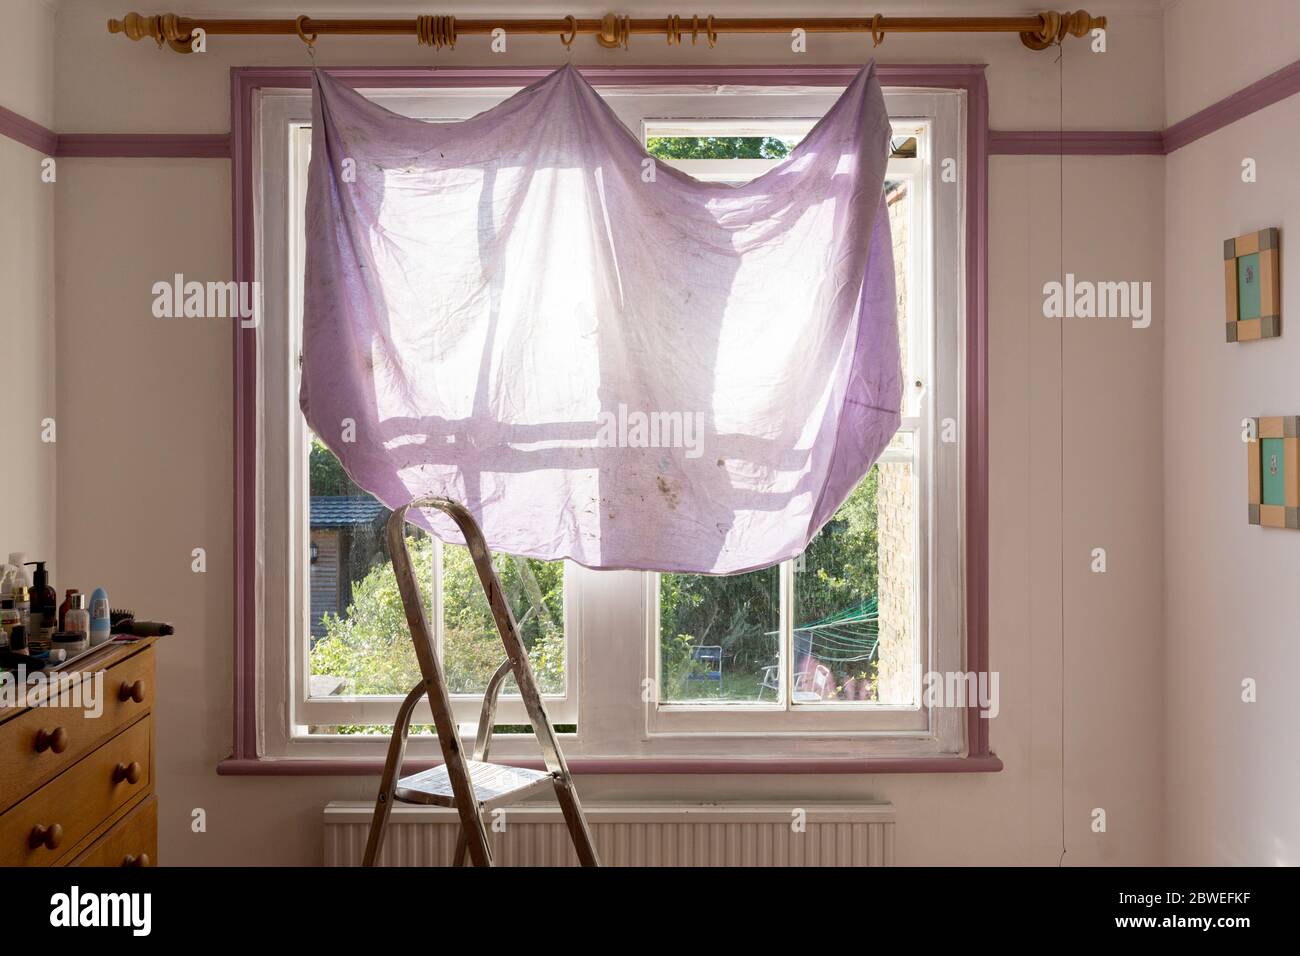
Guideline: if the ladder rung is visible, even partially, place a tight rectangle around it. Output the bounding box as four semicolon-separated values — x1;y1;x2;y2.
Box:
395;760;556;810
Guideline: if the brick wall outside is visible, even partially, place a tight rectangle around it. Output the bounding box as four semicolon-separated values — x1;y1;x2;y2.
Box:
876;184;915;705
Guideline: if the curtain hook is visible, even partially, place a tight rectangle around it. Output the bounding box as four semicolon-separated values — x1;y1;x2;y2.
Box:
295;15;318;60
871;14;885;48
706;14;718;49
560;15;577;51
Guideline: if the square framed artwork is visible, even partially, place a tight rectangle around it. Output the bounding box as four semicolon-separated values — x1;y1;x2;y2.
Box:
1247;416;1300;529
1224;227;1281;342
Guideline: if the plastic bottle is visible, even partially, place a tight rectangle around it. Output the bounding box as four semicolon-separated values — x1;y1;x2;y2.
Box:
6;552;31;592
89;588;112;647
13;586;30;631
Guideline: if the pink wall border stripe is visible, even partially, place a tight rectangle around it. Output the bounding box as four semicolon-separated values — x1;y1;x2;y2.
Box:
1163;58;1300;153
7;55;1299;158
0;102;57;154
55;133;231;158
988;129;1164;155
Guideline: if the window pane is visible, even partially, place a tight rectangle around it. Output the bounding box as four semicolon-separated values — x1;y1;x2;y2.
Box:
442;545;566;696
793;459;915;705
306;437;566;700
645;135;794;159
307;437;414;698
659;568;779;703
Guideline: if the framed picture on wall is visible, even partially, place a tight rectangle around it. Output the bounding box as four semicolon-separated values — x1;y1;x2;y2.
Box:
1247;416;1300;529
1224;227;1281;342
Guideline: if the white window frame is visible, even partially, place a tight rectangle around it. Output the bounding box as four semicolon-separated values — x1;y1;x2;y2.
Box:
254;82;967;762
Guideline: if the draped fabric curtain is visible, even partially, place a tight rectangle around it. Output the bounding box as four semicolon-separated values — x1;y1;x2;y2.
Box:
301;63;899;574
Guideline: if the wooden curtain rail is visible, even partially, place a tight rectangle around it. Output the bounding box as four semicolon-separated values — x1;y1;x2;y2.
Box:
108;10;1106;53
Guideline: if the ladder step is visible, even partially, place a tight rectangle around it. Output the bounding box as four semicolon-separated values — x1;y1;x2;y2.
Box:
395;760;556;810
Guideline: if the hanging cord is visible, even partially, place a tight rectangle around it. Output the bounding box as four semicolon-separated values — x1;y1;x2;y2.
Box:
1056;41;1067;869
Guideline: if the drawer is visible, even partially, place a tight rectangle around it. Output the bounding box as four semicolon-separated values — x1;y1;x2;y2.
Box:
0;646;153;813
72;795;157;868
0;716;151;867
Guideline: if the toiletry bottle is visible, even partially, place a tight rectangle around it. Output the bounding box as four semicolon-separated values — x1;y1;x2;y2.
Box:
13;585;30;630
65;593;90;644
22;564;55;647
7;552;30;591
58;588;79;631
9;624;27;656
0;599;16;646
89;588;111;647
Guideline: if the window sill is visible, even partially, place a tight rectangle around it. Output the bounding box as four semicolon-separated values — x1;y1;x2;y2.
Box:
217;753;1003;776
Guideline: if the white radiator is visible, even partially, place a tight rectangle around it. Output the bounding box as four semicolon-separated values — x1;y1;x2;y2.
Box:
324;802;895;867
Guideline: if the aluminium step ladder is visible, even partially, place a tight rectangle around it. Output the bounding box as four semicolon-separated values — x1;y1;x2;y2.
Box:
363;497;599;867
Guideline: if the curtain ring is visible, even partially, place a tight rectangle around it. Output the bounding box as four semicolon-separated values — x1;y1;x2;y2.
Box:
871;14;885;48
296;15;318;60
295;15;318;47
690;15;700;45
667;14;682;46
560;15;577;48
706;15;717;48
596;12;631;49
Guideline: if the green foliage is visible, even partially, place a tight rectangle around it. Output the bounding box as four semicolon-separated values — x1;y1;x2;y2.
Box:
309;437;361;496
645;136;792;160
793;467;879;623
659;469;880;699
659;633;707;701
310;534;567;704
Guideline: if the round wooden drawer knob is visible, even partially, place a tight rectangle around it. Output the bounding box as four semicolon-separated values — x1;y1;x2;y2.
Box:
119;680;146;703
113;761;143;785
121;853;150;867
34;726;69;754
29;823;63;851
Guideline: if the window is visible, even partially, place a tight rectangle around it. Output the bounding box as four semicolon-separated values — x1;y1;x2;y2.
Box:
254;78;967;762
644;119;930;735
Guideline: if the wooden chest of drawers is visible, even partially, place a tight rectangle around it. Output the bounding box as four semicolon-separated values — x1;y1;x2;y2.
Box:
0;638;157;867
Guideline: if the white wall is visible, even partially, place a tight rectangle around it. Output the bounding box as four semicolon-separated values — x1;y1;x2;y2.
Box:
1162;0;1300;865
0;0;57;576
1163;0;1300;126
49;0;1170;865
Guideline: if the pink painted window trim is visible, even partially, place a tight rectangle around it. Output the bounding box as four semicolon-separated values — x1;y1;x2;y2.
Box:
228;63;994;775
